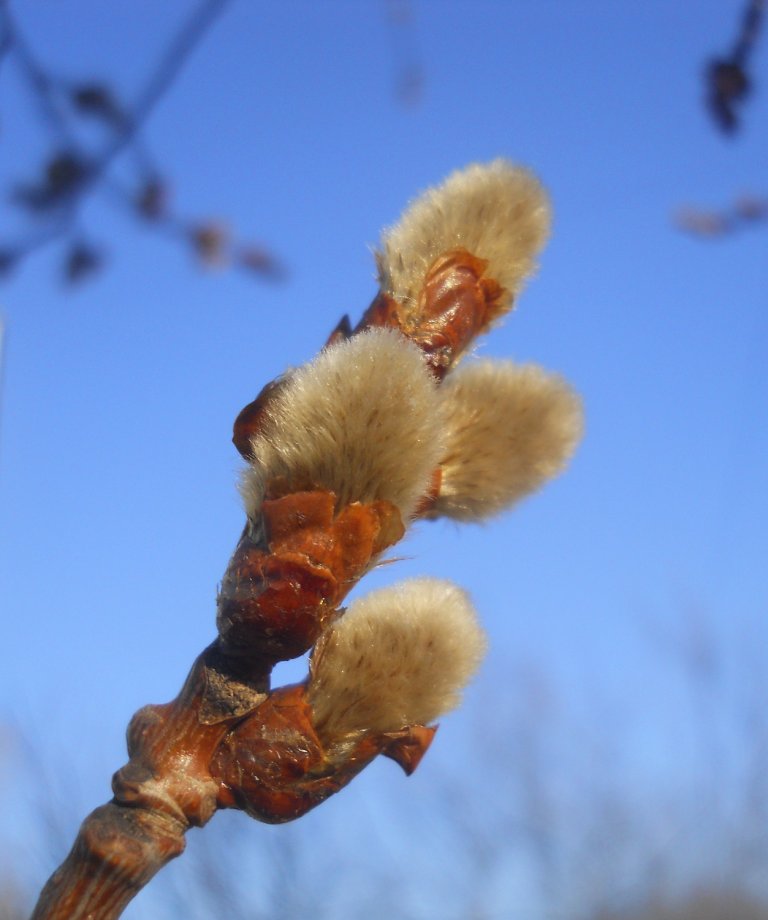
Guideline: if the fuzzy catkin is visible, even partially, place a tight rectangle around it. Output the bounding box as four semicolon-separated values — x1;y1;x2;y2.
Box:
377;159;550;315
308;578;486;742
433;360;583;522
241;328;444;519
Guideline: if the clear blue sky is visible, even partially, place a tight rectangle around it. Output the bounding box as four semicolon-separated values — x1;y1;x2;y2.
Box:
1;2;766;917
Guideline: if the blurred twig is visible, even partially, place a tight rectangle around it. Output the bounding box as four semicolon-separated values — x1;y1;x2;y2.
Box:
678;3;766;239
705;0;764;134
0;0;284;286
674;193;768;237
383;0;424;106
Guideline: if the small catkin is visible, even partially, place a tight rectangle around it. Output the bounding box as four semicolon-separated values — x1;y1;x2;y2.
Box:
308;578;487;742
240;328;445;519
377;159;550;315
433;360;583;522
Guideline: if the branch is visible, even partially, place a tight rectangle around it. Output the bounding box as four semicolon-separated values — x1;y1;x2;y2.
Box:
30;161;583;919
0;1;75;142
81;0;233;190
705;0;765;133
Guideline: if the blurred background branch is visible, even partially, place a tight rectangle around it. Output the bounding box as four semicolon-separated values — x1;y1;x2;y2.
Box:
679;0;766;238
675;194;768;238
0;0;284;286
705;0;764;134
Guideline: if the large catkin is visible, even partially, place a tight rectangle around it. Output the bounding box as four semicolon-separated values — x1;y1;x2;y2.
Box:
241;328;444;519
308;578;487;741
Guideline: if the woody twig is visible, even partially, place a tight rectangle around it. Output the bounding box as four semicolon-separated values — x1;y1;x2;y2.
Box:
31;161;583;920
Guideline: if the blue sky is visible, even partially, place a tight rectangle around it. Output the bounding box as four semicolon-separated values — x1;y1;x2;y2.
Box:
1;2;766;917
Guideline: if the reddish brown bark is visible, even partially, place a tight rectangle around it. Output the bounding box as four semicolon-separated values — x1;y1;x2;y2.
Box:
31;648;245;920
211;684;436;823
31;245;503;919
216;492;405;660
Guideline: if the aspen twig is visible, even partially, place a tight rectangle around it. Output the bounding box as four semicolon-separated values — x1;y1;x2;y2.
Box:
31;160;583;919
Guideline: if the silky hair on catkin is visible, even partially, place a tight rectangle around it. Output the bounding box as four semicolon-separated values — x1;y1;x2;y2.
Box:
308;578;487;742
377;159;550;315
241;328;445;518
433;360;583;522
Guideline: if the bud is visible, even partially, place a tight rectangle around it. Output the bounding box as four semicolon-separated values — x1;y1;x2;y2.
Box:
308;578;486;742
432;360;583;521
377;159;550;318
241;328;444;519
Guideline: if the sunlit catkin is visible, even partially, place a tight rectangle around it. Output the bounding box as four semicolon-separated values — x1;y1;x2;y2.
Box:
432;360;583;522
308;578;486;742
240;328;444;518
377;159;550;315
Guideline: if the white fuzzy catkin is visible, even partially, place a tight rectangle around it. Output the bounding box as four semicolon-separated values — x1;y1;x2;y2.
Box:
308;578;486;741
241;328;444;519
377;159;550;313
433;360;583;522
